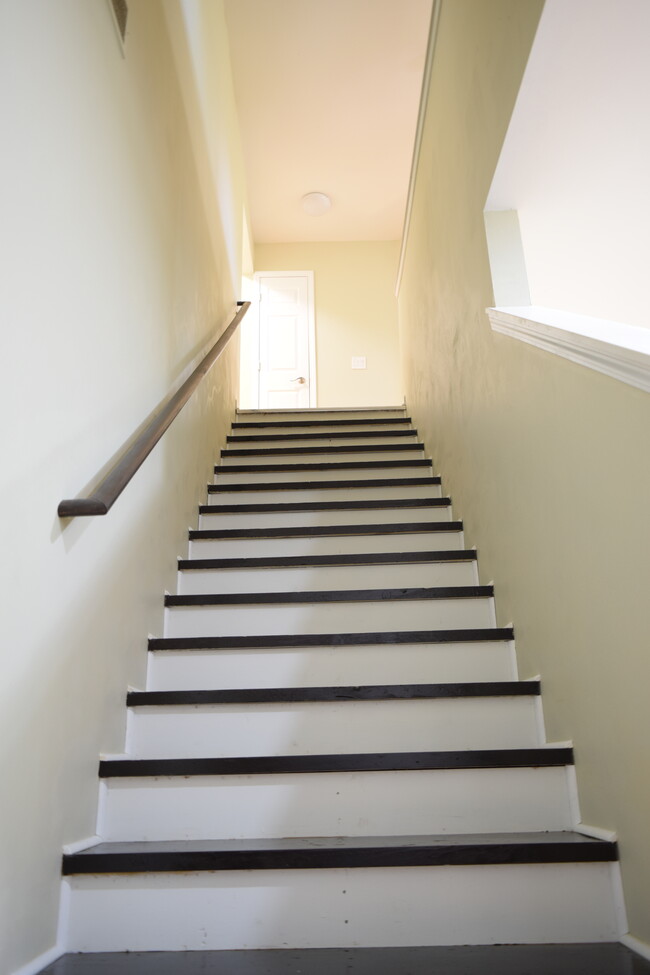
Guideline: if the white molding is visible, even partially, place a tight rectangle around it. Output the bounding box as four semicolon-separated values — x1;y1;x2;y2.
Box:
253;271;318;408
11;943;63;975
395;0;442;297
565;765;582;828
487;306;650;393
62;835;101;856
622;933;650;963
56;880;72;965
609;862;630;938
574;823;618;843
306;272;317;408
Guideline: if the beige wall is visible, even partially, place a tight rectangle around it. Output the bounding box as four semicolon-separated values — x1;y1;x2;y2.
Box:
254;242;403;407
398;0;650;945
0;2;247;971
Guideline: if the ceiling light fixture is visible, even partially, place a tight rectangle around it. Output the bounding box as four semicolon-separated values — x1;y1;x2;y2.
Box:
301;192;331;215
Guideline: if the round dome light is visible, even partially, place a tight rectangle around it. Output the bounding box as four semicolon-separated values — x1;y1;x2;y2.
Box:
301;192;331;215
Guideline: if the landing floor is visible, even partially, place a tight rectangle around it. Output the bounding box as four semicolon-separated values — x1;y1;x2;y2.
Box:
39;943;650;974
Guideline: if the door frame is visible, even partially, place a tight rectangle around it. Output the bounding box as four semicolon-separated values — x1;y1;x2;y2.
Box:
253;270;317;408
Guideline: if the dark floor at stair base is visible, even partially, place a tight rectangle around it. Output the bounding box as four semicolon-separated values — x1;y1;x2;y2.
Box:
39;943;650;974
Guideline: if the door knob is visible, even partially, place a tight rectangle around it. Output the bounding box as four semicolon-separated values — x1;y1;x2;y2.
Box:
291;376;307;384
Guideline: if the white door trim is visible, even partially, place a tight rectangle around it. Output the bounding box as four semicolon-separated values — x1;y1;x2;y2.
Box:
253;270;317;407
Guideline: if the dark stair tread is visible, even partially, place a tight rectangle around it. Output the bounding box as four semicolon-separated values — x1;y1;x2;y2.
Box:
221;443;425;456
148;627;514;651
198;497;451;514
34;943;650;975
189;521;462;540
165;585;492;607
207;476;442;492
99;746;573;778
126;680;540;707
227;428;418;441
62;831;616;874
232;417;412;428
215;460;433;473
178;550;477;571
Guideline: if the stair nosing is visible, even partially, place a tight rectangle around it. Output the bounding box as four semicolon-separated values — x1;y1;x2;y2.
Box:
231;418;412;429
198;498;451;515
188;521;462;541
164;585;492;608
98;746;574;779
214;460;433;474
148;627;514;651
207;476;442;492
221;443;426;457
178;550;477;571
62;831;616;874
227;429;418;442
126;680;540;707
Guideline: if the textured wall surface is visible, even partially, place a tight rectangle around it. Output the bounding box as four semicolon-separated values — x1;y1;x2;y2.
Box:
254;241;403;407
398;0;650;945
0;1;246;970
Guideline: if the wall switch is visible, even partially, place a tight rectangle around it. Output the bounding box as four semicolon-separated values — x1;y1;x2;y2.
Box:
351;356;367;369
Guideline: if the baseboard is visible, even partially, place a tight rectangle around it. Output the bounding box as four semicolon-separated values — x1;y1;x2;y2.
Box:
622;933;650;963
11;943;63;975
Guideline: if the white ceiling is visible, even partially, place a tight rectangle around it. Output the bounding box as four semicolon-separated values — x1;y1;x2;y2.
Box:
224;0;433;243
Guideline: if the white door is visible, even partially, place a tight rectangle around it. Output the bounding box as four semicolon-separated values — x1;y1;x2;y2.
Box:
257;272;315;408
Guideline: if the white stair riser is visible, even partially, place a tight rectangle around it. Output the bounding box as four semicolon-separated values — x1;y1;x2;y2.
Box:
235;410;407;421
126;697;540;758
98;766;575;841
163;595;493;639
228;435;420;448
146;642;517;691
221;450;425;467
234;404;406;423
178;561;478;596
207;483;443;505
197;506;451;530
63;862;622;951
214;466;432;484
188;531;464;559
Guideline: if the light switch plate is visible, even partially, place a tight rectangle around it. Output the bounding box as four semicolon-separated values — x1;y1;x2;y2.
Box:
351;356;367;370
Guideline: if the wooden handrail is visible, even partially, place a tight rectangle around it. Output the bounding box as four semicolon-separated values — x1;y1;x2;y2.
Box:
58;301;251;518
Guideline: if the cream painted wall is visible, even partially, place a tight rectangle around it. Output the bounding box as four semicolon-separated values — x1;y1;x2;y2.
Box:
398;0;650;945
253;242;403;407
0;2;247;971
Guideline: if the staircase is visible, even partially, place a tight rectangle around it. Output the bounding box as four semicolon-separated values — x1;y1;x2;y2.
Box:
45;406;638;971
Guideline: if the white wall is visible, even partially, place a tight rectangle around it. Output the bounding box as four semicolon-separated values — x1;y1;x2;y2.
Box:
0;2;247;971
487;0;650;330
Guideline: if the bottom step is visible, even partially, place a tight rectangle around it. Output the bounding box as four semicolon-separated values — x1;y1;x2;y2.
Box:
38;943;650;975
62;845;622;950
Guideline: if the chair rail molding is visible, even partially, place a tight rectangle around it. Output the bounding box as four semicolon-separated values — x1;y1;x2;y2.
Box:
487;306;650;394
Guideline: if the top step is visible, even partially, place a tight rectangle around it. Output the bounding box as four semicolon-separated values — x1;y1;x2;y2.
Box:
233;417;412;430
236;408;407;421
